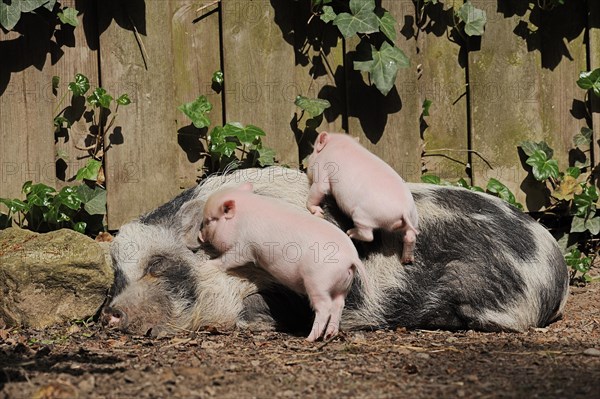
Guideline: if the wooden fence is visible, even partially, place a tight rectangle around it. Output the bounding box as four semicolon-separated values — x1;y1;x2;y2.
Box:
1;0;599;229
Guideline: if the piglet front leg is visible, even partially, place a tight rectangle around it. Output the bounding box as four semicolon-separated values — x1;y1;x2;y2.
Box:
306;183;326;218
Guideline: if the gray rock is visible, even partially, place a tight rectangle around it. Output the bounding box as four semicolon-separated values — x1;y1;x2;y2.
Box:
0;228;113;328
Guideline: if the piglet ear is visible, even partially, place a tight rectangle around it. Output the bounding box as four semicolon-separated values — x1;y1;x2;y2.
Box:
238;182;253;192
222;199;236;219
315;131;329;152
175;199;205;251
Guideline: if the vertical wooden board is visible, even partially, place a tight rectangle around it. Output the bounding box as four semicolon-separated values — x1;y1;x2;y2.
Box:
99;1;180;229
292;1;345;163
52;0;99;189
0;25;56;201
171;1;223;188
539;1;588;177
590;0;600;167
416;3;469;182
221;0;298;166
346;1;421;182
468;0;545;209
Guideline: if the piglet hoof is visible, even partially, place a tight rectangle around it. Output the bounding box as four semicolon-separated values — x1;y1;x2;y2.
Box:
401;256;414;265
308;206;325;218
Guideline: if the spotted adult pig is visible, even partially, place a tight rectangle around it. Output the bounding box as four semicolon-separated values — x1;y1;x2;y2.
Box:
102;167;568;338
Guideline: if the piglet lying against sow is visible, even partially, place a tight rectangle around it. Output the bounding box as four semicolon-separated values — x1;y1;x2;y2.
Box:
306;131;419;263
199;182;369;342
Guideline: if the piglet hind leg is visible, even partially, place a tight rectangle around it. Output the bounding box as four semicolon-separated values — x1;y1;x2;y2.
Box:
393;219;417;264
347;224;374;242
323;295;345;340
306;308;331;342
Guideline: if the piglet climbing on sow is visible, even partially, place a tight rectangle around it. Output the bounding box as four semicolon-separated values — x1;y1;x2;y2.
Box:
199;182;370;342
306;131;419;263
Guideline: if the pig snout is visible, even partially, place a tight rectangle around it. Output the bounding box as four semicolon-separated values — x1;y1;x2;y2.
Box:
101;306;129;330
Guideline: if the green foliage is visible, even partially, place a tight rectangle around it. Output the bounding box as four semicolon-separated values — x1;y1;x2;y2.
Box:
0;181;105;235
54;73;131;186
421;99;432;117
178;96;276;175
416;0;487;39
577;68;600;98
455;1;487;37
564;248;593;284
0;0;63;30
420;175;522;209
57;6;78;26
294;95;331;118
312;0;409;97
178;95;212;129
354;42;410;96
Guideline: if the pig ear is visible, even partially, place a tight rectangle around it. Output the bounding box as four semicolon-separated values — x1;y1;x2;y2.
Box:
176;199;205;251
315;131;329;153
239;182;253;192
222;199;236;219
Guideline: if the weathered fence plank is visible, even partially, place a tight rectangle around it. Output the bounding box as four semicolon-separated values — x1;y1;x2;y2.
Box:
416;2;469;181
346;1;421;182
0;25;57;200
221;0;299;166
292;1;346;163
99;1;180;229
52;0;99;189
171;0;223;188
469;0;546;209
590;0;600;169
539;1;588;183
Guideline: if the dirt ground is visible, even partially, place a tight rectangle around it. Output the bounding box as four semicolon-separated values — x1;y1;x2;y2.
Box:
1;283;599;399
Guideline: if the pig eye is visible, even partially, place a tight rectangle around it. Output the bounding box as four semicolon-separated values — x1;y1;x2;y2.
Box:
146;256;168;277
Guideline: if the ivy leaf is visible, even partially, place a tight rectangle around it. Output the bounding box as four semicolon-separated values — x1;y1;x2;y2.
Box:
553;175;582;201
333;0;379;38
222;123;266;146
52;75;60;94
76;159;102;181
422;99;432;117
256;147;276;167
0;198;28;214
525;150;559;181
577;68;600;97
212;70;224;86
53;116;71;128
178;95;212;129
72;221;87;234
354;42;409;96
76;184;107;215
295;95;331;118
573;127;593;147
58;7;79;27
573;185;598;217
571;215;600;235
421;174;441;185
565;167;581;179
376;10;396;42
486;178;523;210
25;183;56;207
564;248;592;274
208;126;238;158
43;0;57;11
320;5;336;23
456;1;487;37
68;73;90;97
20;0;50;13
87;88;113;109
519;140;554;159
55;186;83;211
116;94;131;106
